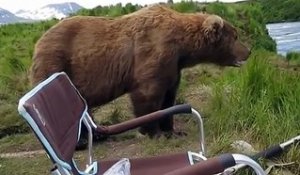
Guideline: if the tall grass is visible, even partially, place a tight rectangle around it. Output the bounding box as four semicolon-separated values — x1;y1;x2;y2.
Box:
76;3;142;17
286;51;300;64
171;1;202;13
207;50;300;146
0;20;58;133
205;50;300;173
258;0;300;23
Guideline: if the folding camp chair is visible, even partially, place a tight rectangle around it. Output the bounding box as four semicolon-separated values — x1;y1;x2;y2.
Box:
18;72;266;175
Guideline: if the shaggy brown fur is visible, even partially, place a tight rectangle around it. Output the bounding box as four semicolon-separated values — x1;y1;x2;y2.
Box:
30;5;250;138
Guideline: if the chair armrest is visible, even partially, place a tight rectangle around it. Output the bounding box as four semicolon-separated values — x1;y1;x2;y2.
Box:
164;154;236;175
95;104;192;135
165;153;266;175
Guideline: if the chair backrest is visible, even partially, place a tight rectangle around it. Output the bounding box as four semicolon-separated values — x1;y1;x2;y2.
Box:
18;72;87;171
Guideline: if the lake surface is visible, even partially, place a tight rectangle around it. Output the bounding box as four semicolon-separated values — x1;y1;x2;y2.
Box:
266;21;300;56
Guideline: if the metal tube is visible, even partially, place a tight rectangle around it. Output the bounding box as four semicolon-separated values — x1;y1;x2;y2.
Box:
50;168;62;175
232;154;266;175
83;117;93;166
51;165;72;175
192;108;206;156
85;112;97;129
221;135;300;175
280;135;300;148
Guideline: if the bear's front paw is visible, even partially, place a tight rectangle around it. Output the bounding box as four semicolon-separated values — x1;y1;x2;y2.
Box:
93;131;108;142
163;130;187;139
76;137;88;150
138;125;161;138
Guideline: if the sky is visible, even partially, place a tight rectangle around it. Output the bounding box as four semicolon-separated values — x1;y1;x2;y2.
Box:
0;0;246;13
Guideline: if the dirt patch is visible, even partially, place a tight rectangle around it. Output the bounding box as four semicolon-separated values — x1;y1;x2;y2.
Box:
0;150;45;158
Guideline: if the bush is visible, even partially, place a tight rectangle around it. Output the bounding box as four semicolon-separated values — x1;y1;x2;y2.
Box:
258;0;300;23
171;1;201;13
286;51;300;63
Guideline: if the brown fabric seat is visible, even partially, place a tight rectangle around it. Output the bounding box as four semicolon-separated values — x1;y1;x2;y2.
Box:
19;72;85;169
98;152;190;175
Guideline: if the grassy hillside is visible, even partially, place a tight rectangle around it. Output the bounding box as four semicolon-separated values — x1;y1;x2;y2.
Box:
258;0;300;23
0;20;58;136
0;1;299;174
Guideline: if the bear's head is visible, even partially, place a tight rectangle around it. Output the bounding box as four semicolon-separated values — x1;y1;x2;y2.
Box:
200;15;251;67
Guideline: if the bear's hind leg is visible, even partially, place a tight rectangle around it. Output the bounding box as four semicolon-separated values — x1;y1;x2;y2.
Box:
159;75;186;137
130;83;166;138
159;88;177;132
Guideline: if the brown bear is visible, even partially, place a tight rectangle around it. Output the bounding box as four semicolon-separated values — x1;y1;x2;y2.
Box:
29;5;250;148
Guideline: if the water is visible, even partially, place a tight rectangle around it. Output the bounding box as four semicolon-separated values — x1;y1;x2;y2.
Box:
266;21;300;56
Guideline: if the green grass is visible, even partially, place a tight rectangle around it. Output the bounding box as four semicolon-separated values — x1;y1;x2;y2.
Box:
0;134;41;153
0;156;51;175
0;20;58;135
207;50;300;143
258;0;300;23
286;51;300;64
205;50;300;173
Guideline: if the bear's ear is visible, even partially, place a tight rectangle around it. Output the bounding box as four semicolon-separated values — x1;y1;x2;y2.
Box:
202;15;224;43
